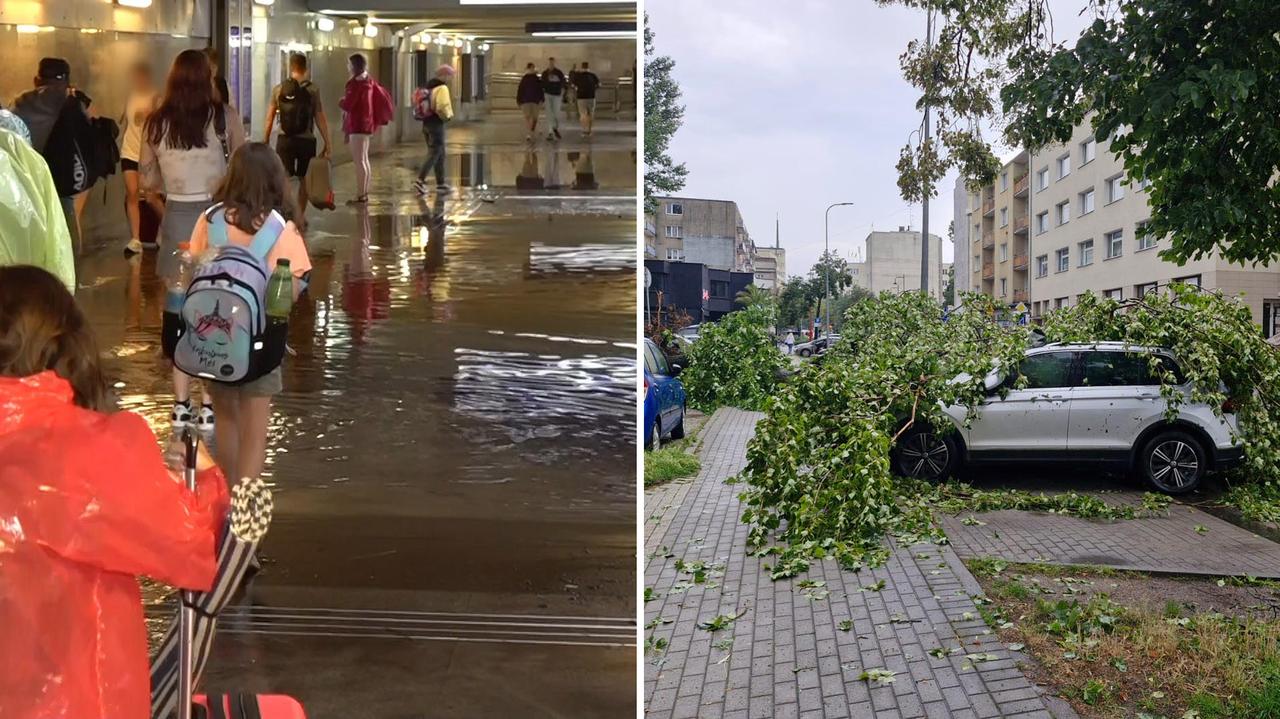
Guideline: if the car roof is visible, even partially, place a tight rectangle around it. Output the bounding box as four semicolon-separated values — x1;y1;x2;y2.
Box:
1030;341;1169;355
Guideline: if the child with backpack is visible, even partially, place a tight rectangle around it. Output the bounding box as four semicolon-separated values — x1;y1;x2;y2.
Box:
180;142;311;484
411;65;455;197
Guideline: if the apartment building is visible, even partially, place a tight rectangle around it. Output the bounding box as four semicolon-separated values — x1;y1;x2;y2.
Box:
850;229;945;300
753;246;786;291
951;178;970;297
962;152;1032;306
1028;123;1280;334
650;196;756;272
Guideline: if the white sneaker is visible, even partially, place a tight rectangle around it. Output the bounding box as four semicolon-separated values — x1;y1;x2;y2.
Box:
171;401;193;427
125;238;143;254
196;403;215;432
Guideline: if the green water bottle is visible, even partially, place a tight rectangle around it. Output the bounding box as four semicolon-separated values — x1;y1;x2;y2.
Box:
266;259;293;320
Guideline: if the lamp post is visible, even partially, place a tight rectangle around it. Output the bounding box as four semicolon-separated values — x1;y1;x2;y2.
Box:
824;202;854;334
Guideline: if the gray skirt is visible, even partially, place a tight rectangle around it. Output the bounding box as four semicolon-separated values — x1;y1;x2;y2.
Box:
157;199;211;282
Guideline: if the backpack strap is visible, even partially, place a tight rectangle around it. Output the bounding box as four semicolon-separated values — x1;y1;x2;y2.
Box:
206;203;230;248
247;210;287;259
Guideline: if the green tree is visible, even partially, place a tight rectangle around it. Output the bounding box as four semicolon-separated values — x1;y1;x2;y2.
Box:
682;305;788;411
829;286;874;331
878;0;1280;265
778;277;818;329
643;13;688;212
735;284;775;308
942;265;955;307
811;250;854;297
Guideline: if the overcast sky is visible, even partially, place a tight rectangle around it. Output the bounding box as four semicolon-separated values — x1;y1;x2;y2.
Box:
647;0;1092;277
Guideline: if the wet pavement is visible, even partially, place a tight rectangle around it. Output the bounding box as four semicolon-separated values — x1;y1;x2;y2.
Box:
77;116;637;717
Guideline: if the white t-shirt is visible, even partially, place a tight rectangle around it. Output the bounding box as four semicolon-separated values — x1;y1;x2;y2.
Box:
120;91;155;162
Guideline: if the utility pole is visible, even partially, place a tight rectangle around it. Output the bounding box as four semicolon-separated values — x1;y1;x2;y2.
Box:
824;202;854;334
920;8;933;297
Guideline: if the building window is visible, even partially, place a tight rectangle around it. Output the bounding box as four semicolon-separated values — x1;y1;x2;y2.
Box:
1035;211;1048;234
1000;171;1009;191
1057;154;1071;179
1137;176;1152;190
1173;274;1202;288
709;280;730;298
1135;282;1157;297
999;277;1007;296
1264;300;1280;339
1036;254;1048;278
665;202;683;215
973;223;981;239
1055;297;1067;309
1104;288;1123;300
1056;200;1070;225
1078;239;1094;266
973;254;981;270
1056;248;1070;273
1080;138;1096;164
999;207;1008;227
665;225;683;238
666;248;683;261
999;243;1008;261
1105;229;1123;259
1080;188;1095;215
1136;221;1156;250
1036;167;1049;191
1106;174;1125;203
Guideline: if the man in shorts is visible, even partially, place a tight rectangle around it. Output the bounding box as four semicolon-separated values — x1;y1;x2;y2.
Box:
574;61;601;137
264;53;331;229
516;62;545;142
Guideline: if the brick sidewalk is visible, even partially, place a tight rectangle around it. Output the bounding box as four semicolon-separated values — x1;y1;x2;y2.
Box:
940;496;1280;578
644;408;1070;719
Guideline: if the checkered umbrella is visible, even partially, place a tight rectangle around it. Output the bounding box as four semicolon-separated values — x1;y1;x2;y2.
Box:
150;471;274;719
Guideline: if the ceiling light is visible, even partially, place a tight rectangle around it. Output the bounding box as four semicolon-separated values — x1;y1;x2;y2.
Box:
461;0;622;4
252;0;274;6
363;23;378;38
16;24;41;33
80;28;100;34
115;0;153;7
316;17;335;31
453;39;463;48
480;43;491;51
437;34;448;44
530;30;635;38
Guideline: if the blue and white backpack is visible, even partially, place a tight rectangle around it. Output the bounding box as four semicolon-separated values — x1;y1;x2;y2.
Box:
172;203;289;384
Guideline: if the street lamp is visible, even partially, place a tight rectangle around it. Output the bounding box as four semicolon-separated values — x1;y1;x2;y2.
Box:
824;202;854;335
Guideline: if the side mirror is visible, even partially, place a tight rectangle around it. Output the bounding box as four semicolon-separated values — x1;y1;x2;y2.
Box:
669;363;684;377
983;371;1004;394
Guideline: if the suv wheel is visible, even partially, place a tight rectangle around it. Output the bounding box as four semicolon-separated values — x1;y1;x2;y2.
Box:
893;426;958;482
798;348;812;357
1141;430;1206;494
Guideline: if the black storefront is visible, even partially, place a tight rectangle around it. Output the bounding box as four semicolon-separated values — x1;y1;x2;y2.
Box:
645;260;755;325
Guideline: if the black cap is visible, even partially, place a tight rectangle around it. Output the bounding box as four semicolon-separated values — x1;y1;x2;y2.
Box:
37;58;70;82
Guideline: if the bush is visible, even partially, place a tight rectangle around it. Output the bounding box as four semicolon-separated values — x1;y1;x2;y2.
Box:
681;305;788;411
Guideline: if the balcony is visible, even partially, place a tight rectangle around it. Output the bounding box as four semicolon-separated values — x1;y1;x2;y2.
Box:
982;265;994;280
981;197;996;217
1013;215;1029;235
1013;173;1029;198
1012;288;1029;303
981;232;995;249
1012;253;1029;271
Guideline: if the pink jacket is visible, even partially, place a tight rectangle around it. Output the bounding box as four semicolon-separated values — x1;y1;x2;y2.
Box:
340;75;376;135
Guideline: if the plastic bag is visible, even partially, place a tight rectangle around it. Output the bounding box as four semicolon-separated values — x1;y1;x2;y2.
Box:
0;371;228;719
0;127;75;291
306;158;335;210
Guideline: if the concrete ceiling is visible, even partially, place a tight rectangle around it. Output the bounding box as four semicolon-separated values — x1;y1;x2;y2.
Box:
310;0;636;42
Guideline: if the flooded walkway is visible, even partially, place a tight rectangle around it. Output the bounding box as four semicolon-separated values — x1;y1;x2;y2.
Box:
76;116;637;717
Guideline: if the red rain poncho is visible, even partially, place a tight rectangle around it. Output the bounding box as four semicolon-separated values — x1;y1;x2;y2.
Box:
0;371;229;719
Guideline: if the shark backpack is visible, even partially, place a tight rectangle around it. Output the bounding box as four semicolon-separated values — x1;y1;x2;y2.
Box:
172;204;289;384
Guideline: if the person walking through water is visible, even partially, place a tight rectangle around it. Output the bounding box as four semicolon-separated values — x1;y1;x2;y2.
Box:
185;143;311;483
540;57;566;142
411;65;455;197
264;52;332;230
339;53;389;204
140;48;246;431
120;60;162;254
573;61;600;138
516;62;544;143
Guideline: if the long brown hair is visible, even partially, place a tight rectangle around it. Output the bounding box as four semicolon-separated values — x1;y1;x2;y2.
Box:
146;49;222;150
212;142;296;233
0;266;107;410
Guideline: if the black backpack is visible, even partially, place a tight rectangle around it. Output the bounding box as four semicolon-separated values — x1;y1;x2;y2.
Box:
43;95;97;197
277;79;314;136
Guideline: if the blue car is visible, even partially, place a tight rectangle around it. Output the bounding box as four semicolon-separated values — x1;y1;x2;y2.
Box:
643;338;687;449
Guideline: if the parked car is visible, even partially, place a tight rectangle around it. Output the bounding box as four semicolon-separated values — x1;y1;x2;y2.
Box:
794;333;841;357
675;325;700;344
891;342;1243;494
644;338;687;450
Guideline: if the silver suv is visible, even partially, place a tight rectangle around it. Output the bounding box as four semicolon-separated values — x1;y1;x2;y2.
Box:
892;343;1243;493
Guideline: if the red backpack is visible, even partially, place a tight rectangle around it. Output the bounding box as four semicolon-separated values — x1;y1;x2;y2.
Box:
372;82;394;128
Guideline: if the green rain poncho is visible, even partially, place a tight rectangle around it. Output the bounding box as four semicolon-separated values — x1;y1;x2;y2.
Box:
0;125;75;291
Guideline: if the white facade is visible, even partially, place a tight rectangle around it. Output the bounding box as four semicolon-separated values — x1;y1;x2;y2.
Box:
952;176;970;297
1029;124;1280;335
851;229;945;300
